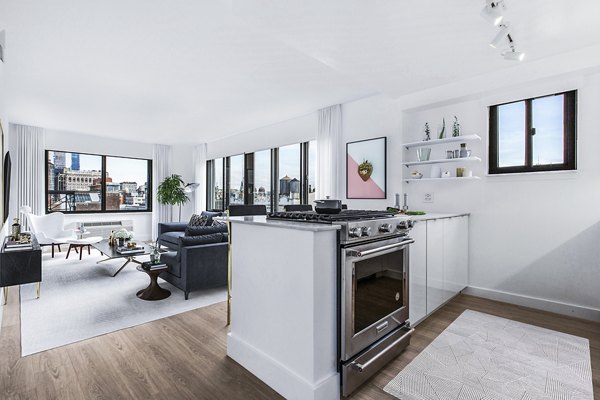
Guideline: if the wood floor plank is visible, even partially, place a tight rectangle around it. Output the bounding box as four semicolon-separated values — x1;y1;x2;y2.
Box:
1;290;598;399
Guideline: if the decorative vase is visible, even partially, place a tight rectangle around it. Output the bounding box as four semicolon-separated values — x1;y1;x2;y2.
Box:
11;218;21;239
118;238;125;247
150;248;160;264
417;148;431;161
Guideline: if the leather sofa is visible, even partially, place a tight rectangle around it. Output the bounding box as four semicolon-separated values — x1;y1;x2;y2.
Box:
157;211;224;250
159;232;228;300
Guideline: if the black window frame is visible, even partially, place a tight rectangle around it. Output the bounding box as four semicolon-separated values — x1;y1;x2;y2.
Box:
45;150;153;214
489;90;577;174
206;141;315;212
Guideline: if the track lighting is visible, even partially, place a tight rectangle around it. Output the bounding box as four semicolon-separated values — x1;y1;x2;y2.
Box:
481;1;504;26
489;24;510;48
502;34;525;61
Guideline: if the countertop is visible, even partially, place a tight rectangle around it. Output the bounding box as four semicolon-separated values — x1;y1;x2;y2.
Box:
226;215;341;232
407;212;469;221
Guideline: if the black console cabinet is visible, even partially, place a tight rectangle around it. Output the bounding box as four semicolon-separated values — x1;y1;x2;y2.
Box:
0;238;42;303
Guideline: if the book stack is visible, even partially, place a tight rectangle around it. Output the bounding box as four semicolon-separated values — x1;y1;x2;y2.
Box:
4;238;33;252
116;246;145;255
142;261;167;271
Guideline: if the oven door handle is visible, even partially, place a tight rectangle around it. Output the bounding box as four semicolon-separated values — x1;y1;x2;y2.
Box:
351;328;415;372
346;239;414;258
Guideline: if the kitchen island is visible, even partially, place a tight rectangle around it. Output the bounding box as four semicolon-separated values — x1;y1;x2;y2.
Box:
226;216;341;400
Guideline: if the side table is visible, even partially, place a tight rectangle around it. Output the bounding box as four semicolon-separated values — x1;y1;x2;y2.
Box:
1;238;42;304
136;264;170;301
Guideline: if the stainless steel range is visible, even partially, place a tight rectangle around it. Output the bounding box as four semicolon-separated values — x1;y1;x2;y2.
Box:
267;210;415;397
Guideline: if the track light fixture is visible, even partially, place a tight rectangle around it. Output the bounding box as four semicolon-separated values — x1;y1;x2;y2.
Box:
489;23;510;48
483;1;525;61
481;0;505;26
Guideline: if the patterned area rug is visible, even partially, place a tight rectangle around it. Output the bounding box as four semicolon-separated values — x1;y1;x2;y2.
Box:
20;250;226;356
384;310;593;400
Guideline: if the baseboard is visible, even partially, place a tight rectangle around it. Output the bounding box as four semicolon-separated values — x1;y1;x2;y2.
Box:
227;333;339;400
464;286;600;322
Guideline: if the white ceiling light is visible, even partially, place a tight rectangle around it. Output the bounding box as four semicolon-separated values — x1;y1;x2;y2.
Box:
489;24;511;48
481;1;505;26
503;48;525;61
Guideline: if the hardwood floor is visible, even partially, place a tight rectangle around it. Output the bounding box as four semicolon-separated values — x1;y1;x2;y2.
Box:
1;289;598;399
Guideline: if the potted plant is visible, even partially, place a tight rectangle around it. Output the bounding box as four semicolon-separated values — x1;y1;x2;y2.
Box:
417;123;432;161
157;174;190;221
452;116;461;137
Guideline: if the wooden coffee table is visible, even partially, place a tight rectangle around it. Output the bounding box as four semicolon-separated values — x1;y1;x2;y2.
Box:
136;264;170;301
92;240;154;277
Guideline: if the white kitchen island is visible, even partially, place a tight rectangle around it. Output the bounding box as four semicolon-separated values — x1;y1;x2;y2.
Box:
226;216;341;400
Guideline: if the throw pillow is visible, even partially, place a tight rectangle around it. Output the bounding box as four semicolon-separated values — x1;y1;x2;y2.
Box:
211;219;227;229
184;224;228;237
188;213;209;228
179;233;224;247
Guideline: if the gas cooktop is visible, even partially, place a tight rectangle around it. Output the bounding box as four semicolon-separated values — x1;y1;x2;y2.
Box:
267;209;396;223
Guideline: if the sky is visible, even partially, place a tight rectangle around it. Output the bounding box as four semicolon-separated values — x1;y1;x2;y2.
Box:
498;95;564;167
49;152;149;185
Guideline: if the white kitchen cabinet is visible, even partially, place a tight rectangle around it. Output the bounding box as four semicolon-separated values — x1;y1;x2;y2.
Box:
426;218;446;314
411;215;469;323
409;220;427;325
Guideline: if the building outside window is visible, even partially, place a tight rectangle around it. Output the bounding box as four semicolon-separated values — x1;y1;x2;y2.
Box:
228;155;245;205
489;90;576;174
46;150;152;213
253;149;272;211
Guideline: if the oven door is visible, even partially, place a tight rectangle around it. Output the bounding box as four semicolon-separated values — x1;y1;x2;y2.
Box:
341;236;413;361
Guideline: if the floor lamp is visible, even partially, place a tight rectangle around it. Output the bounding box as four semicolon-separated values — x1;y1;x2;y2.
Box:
180;183;199;221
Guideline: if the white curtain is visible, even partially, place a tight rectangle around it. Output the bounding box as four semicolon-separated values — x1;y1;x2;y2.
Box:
193;143;207;213
152;144;172;239
11;124;45;230
316;104;342;200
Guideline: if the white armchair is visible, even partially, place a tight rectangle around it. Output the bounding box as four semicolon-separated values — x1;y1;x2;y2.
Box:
21;206;74;258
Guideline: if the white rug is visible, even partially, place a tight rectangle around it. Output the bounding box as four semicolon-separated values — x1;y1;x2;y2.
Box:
20;250;227;356
384;309;594;400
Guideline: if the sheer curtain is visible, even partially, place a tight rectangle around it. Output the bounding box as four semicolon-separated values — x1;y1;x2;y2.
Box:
11;124;45;229
193;143;207;213
152;144;172;240
316;104;342;200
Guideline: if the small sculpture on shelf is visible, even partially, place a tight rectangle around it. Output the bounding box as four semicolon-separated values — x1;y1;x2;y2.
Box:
452;116;461;137
424;122;431;141
438;118;446;139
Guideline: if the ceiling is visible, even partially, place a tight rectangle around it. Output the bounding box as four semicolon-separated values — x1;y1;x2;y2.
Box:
1;0;600;144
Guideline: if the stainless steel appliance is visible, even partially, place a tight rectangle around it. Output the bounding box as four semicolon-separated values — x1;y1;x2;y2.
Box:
267;210;415;397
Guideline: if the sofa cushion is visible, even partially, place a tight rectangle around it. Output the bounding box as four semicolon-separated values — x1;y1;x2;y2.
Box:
179;233;224;247
184;224;228;237
187;211;223;229
159;231;185;245
160;251;181;278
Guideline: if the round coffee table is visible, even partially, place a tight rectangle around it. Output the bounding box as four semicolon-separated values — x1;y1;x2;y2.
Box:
136;265;170;301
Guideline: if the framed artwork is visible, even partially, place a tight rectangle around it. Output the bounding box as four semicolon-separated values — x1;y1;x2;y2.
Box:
346;136;387;199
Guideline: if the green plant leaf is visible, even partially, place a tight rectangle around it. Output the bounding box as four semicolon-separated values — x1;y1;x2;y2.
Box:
157;174;190;206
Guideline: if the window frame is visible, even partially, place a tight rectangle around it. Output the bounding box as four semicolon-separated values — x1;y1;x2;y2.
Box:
488;90;577;174
45;150;153;214
206;141;315;212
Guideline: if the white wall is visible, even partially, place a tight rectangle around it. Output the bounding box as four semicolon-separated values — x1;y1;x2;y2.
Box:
207;112;317;160
0;31;6;330
341;95;402;210
402;72;600;319
44;129;155;240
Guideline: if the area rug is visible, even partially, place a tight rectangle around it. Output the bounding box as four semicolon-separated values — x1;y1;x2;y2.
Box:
384;309;593;400
20;250;226;356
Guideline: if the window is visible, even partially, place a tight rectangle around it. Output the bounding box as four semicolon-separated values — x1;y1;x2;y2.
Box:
489;90;576;174
46;150;152;213
206;141;316;211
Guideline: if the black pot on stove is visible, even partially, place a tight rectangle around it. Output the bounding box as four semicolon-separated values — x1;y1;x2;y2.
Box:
314;199;342;214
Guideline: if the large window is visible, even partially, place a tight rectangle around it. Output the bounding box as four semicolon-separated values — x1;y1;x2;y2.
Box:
489;90;576;174
206;141;316;212
46;150;152;213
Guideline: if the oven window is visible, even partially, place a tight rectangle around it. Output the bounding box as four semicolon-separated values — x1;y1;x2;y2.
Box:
354;250;405;333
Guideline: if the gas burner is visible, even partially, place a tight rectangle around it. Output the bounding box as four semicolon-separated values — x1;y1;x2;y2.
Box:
267;209;396;223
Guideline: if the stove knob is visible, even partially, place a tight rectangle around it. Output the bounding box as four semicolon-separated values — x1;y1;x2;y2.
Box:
379;223;392;233
407;220;415;229
397;220;409;230
349;227;362;238
361;226;372;236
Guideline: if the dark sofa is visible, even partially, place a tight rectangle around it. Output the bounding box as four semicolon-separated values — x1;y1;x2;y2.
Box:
157;211;224;250
159;232;228;300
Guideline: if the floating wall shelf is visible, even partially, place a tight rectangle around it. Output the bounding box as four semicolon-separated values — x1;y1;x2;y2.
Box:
404;176;481;183
403;156;481;167
403;134;482;149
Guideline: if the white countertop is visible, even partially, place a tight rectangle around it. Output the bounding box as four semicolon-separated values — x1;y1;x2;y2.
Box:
408;212;469;221
227;215;341;232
